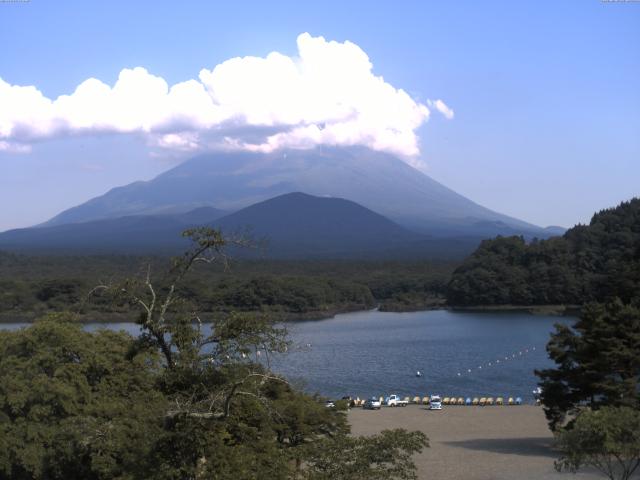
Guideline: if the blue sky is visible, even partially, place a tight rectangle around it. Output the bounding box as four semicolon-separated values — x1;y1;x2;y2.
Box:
0;0;638;231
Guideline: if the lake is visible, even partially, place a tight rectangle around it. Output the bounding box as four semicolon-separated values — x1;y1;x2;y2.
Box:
0;309;573;402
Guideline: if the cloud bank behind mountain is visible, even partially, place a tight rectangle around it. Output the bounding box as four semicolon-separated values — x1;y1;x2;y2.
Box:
0;33;453;169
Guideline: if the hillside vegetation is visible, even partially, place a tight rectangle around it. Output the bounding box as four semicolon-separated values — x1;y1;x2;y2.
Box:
447;198;640;306
0;255;453;321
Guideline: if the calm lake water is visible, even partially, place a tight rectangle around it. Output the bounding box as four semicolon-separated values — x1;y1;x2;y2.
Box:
0;309;573;401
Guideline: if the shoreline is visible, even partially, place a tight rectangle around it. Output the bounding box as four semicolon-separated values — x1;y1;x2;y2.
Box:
0;303;581;324
448;304;581;316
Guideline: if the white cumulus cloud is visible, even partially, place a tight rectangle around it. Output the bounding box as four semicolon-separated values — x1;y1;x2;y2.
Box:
0;33;453;163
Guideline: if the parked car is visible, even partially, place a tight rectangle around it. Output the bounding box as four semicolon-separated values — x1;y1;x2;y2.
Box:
385;394;409;407
325;400;336;408
429;395;443;410
363;397;382;410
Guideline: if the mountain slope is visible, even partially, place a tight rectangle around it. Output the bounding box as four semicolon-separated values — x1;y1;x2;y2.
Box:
43;147;547;238
0;193;480;258
0;208;226;254
215;192;422;258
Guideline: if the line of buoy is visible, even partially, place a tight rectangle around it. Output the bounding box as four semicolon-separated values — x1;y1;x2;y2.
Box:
454;346;537;378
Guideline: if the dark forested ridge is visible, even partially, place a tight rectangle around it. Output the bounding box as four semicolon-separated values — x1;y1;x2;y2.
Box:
0;253;454;321
447;198;640;306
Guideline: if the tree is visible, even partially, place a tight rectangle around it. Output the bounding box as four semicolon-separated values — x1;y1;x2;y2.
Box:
303;429;428;480
96;227;428;479
447;198;640;307
0;313;166;480
536;300;640;430
555;406;640;480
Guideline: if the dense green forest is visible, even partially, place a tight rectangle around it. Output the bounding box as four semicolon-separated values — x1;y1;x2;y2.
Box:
0;253;454;321
447;198;640;306
0;230;429;479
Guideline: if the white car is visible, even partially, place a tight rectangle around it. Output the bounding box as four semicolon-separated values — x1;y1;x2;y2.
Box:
429;395;442;410
385;394;409;407
363;397;382;410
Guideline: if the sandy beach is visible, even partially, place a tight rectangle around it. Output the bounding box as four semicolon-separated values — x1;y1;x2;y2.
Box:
348;405;606;480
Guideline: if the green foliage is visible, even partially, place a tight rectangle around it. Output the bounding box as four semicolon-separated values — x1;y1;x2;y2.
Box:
303;429;428;480
555;406;640;480
0;314;166;480
0;318;427;480
35;279;83;305
536;301;640;430
448;198;640;306
198;275;375;314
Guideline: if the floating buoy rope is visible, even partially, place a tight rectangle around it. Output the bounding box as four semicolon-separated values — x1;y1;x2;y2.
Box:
454;346;538;378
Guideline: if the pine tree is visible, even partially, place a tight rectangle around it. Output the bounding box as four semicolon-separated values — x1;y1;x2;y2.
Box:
536;300;640;430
